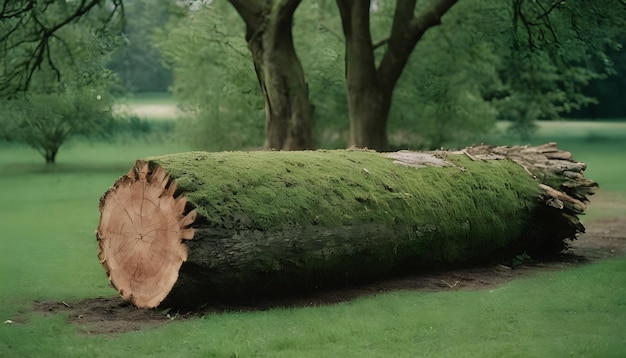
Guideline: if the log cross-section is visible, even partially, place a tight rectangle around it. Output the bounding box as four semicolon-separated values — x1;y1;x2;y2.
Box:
96;145;596;308
96;162;196;308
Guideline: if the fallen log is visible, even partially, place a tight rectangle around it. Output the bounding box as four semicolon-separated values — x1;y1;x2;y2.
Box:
95;143;596;308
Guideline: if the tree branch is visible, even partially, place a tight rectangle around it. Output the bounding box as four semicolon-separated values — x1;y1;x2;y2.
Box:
513;0;571;51
335;0;377;85
378;0;458;93
372;37;389;50
535;0;565;20
268;0;302;35
227;0;268;41
1;0;124;96
0;0;35;20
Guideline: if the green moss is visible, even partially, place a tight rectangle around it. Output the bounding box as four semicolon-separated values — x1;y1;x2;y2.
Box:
147;150;541;264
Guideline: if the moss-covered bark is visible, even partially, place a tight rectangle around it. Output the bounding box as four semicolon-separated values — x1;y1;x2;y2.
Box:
96;145;596;308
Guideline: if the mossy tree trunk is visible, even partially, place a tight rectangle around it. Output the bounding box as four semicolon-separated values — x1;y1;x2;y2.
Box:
96;143;596;309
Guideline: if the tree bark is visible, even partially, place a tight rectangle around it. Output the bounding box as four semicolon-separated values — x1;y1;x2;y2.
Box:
229;0;314;150
336;0;459;151
337;1;391;150
96;143;596;309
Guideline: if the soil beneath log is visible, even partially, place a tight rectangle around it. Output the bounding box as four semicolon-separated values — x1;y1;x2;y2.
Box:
32;214;626;335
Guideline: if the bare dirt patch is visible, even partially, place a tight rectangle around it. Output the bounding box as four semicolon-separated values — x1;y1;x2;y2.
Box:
31;216;626;335
33;298;167;335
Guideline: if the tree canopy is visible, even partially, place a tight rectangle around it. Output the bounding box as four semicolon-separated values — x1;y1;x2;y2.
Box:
0;0;123;96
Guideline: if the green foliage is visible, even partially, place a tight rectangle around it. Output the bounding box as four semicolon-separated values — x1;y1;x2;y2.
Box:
1;90;115;163
495;51;604;139
487;1;626;138
294;1;349;148
0;6;122;163
156;2;265;151
387;0;626;145
0;0;123;95
389;1;500;149
107;0;174;93
573;43;626;118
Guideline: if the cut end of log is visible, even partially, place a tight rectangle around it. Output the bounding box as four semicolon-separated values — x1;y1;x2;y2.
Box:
96;160;196;308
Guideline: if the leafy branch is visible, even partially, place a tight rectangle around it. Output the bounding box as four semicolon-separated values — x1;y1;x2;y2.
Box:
0;0;124;97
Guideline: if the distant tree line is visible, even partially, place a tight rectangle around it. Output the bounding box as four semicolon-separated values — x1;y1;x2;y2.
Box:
112;1;626;122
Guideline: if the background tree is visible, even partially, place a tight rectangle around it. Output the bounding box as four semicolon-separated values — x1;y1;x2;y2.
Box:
384;1;501;149
158;0;315;150
335;0;626;149
1;89;116;164
335;0;459;150
487;0;626;138
107;0;173;93
160;1;350;150
226;0;314;150
295;0;497;150
571;42;626;119
0;1;121;163
293;0;348;148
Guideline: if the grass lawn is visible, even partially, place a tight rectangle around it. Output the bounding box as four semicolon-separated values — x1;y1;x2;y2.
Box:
1;121;625;357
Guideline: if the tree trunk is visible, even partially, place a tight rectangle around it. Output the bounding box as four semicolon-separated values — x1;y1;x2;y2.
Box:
347;86;391;150
337;1;390;150
41;146;58;164
336;0;459;151
96;143;596;309
45;151;56;164
230;0;314;150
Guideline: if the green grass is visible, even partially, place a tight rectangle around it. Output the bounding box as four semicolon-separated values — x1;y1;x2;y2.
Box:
1;121;626;357
2;259;625;357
